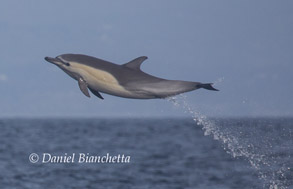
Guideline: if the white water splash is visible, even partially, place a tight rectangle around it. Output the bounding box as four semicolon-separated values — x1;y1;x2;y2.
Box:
213;77;224;86
167;95;289;189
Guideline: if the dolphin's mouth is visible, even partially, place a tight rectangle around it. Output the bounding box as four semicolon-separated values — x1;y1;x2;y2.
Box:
44;56;70;66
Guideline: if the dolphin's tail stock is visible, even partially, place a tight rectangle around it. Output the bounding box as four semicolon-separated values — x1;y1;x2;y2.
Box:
155;80;218;98
197;83;219;91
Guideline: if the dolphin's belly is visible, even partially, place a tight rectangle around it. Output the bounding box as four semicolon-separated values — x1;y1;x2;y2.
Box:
70;63;152;98
78;65;130;94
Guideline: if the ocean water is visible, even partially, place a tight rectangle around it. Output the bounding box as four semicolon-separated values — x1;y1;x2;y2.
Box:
0;116;292;189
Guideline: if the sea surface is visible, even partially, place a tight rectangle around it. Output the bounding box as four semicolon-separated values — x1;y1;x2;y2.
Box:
0;117;292;189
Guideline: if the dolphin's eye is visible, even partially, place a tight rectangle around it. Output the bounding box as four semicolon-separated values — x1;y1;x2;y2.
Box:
61;60;70;66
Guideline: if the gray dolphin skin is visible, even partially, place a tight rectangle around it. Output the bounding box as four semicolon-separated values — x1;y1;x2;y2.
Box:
44;54;218;100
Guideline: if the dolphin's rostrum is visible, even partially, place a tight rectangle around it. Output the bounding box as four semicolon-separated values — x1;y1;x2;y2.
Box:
45;54;218;100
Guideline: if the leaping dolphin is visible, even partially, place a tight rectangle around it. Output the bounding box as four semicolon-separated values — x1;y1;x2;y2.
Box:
44;54;218;100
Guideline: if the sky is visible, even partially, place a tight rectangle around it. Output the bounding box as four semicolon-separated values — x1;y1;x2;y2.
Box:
0;0;293;118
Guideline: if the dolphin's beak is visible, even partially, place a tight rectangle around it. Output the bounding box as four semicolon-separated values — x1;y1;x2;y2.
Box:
44;56;60;65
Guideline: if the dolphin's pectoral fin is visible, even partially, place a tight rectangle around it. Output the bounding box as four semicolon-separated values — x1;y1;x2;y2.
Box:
78;78;91;97
123;56;148;70
88;87;104;100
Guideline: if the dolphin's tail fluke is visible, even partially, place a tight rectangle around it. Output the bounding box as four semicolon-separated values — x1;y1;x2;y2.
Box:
197;83;219;91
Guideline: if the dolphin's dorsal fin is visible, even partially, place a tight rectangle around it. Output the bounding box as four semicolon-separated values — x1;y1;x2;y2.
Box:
123;56;148;70
78;78;90;97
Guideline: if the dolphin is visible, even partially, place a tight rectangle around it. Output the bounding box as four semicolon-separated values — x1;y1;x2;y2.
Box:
44;54;218;100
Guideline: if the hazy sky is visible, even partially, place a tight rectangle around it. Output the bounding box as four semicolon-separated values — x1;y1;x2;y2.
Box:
0;0;292;118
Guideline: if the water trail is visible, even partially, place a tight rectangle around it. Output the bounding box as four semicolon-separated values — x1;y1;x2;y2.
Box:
167;94;289;189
